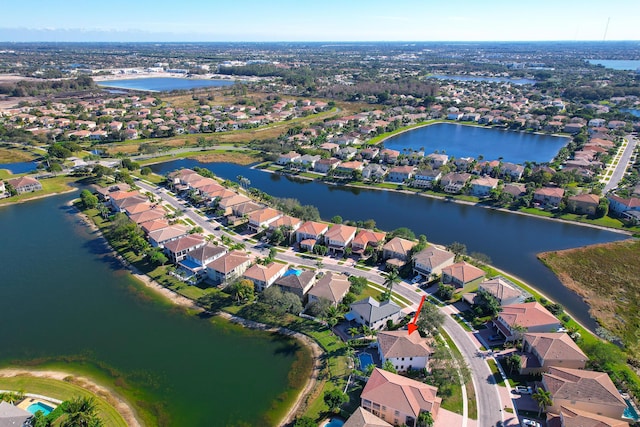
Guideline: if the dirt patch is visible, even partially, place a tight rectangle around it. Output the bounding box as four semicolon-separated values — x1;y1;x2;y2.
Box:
191;151;263;165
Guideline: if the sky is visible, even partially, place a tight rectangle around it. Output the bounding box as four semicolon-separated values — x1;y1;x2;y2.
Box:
1;0;639;42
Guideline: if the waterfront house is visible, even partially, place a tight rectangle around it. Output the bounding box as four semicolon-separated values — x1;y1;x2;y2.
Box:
503;183;527;198
607;194;640;215
336;161;364;175
0;180;5;197
380;149;400;164
243;262;287;292
382;237;416;268
343;407;391;427
247;207;283;232
348;297;402;330
107;190;142;211
205;250;251;285
123;201;155;216
542;367;627;421
534;187;565;208
475;276;528;306
324;224;357;254
425;153;449;168
470;176;499;198
493;302;561;341
229;201;263;225
307;271;351;307
386;166;414;183
277;151;301;165
519;332;587;375
0;401;32;427
439;172;471;193
274;269;317;301
550;406;629;427
412;169;442;189
147;224;190;248
141;219;170;234
351;230;386;255
441;261;486;288
567;193;600;215
314;157;340;173
294;154;321;169
377;330;434;372
500;162;525;180
295;221;329;250
268;215;303;238
180;243;227;278
362;163;387;181
112;194;149;213
337;146;358;160
6;176;42;194
163;234;206;263
216;193;252;215
360;368;441;427
412;246;455;279
128;206;166;225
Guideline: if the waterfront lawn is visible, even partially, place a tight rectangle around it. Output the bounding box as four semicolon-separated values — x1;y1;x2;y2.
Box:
0;147;37;163
0;176;77;206
0;375;127;427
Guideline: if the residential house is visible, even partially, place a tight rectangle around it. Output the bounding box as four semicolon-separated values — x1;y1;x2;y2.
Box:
268;215;303;240
493;302;561;341
412;169;441;189
163;234;206;263
439;172;471;193
348;297;402;330
180;243;227;278
314;157;341;174
205;250;251;285
216;193;251;215
441;261;486;288
534;187;565;208
128;207;166;225
412;246;455;279
0;401;32;427
425;153;449;168
141;219;170;235
567;193;600;215
0;180;5;197
243;262;287;292
6;176;42;194
607;194;640;215
147;224;189;248
386;166;414;183
274;269;317;301
382;237;416;268
470;176;499;197
294;154;321;169
380;149;400;164
362;164;387;181
476;276;528;306
296;221;329;251
336;161;364;175
351;230;386;255
337;146;358;160
307;272;351;307
112;194;149;213
123;200;155;216
360;368;441;427
324;224;357;254
500;162;525;180
519;333;588;375
247;208;283;232
542;367;627;421
107;190;143;211
343;407;391;427
552;406;629;427
377;330;434;372
277;151;301;165
502;183;527;198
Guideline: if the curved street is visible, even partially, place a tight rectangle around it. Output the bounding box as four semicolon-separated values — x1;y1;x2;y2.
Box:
136;179;518;427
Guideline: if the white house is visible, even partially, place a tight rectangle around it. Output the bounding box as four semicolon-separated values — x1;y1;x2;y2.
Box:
348;297;402;330
377;330;434;372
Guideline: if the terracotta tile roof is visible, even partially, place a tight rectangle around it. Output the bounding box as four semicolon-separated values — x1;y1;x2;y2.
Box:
297;221;328;236
499;302;560;330
524;332;587;364
141;219;170;234
218;193;251;208
109;190;141;201
114;194;148;209
377;330;433;359
568;193;600;205
243;262;287;283
352;230;386;248
325;224;357;242
307;272;350;303
535;187;565;198
442;261;486;284
382;237;416;256
343;407;392;427
128;207;165;224
147;224;189;243
361;368;441;418
558;405;629;427
7;176;40;189
544;367;626;409
413;246;455;270
124;201;154;215
163;234;205;253
206;250;250;274
270;215;302;230
248;207;282;224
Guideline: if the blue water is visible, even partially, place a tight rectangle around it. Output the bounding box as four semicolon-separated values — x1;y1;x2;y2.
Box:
588;59;640;71
428;74;536;85
98;77;235;92
0;161;37;173
282;269;302;278
624;399;639;421
322;418;345;427
383;123;568;164
359;353;374;371
27;402;54;416
621;108;640;118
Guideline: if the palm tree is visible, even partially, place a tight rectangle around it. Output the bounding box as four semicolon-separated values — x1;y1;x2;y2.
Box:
532;387;553;417
383;270;400;301
511;323;527;347
60;396;103;427
348;327;360;338
417;411;434;427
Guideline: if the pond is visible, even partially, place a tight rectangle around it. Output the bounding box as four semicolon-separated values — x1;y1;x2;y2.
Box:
97;77;235;92
587;59;640;71
0;161;38;174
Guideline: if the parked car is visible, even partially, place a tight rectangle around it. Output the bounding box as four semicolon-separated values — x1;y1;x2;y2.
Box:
488;334;503;342
411;275;422;284
515;386;533;394
521;419;541;427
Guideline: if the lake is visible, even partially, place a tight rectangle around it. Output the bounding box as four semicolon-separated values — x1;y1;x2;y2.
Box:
382;123;568;164
587;59;640;71
97;77;235;92
0;161;38;174
150;160;628;331
0;192;308;427
428;74;537;85
621;108;640;118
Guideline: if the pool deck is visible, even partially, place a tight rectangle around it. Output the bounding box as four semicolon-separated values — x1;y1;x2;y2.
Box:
16;397;58;413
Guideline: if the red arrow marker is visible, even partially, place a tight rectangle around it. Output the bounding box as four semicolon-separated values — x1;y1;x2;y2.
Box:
407;295;427;335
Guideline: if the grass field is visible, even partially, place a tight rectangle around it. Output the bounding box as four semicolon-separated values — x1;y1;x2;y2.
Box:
0;375;128;427
538;239;640;355
0;147;37;163
0;176;78;206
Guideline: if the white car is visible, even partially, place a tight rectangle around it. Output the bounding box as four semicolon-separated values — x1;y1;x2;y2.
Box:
514;386;532;394
411;275;422;284
521;419;541;427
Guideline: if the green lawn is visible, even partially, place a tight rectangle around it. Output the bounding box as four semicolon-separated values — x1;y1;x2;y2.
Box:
0;375;128;427
0;176;78;206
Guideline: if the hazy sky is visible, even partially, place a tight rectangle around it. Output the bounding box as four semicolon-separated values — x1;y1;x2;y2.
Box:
1;0;639;42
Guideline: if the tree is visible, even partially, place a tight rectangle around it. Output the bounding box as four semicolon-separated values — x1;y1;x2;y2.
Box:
417;411;435;427
382;359;397;374
230;279;254;303
148;248;168;265
348;327;360;338
0;391;24;404
446;242;467;260
79;189;98;209
293;417;317;427
323;389;348;413
306;297;332;318
60;396;103;427
389;227;415;240
437;283;455;300
505;353;522;374
416;303;444;336
140;167;152;176
349;276;367;294
269;227;285;246
331;215;343;224
261;286;302;314
382;270;400;301
532;387;553;417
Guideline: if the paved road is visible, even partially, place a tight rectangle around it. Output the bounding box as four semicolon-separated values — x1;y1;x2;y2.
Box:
135;179;512;427
604;134;638;192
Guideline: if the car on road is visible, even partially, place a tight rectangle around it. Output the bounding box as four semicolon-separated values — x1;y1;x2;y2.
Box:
514;386;533;394
521;419;541;427
488;334;503;342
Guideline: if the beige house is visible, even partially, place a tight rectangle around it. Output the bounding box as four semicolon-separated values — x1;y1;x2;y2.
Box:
247;207;282;232
205;250;251;285
476;276;528;306
243;262;287;292
324;224;357;254
493;302;561;341
343;407;391;427
361;368;441;427
377;330;433;372
351;230;386;255
543;367;627;421
412;246;455;279
163;234;206;263
307;272;351;307
382;237;416;267
296;220;329;251
567;193;600;215
551;406;629;427
7;176;42;194
441;261;486;288
519;333;587;375
147;224;190;248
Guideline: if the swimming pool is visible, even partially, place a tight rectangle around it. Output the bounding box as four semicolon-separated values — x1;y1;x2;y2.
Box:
623;398;639;421
282;268;302;278
27;402;55;416
322;417;345;427
358;352;374;371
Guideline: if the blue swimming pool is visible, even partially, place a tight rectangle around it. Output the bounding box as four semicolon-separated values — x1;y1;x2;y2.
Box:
358;352;374;371
27;402;54;416
623;398;639;421
282;268;302;278
322;418;345;427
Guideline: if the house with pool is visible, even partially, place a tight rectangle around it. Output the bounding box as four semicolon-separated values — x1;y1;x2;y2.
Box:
243;261;287;292
205;250;251;285
376;330;434;372
274;269;317;301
